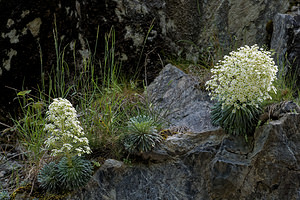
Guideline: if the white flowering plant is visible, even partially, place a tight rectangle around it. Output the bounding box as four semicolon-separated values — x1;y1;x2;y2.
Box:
205;45;278;137
44;98;91;157
38;98;93;193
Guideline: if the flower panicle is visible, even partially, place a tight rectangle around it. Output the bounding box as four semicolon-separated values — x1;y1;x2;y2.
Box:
205;44;278;110
44;98;91;157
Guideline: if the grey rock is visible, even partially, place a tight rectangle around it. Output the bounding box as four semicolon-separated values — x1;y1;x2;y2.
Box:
271;12;300;87
67;65;300;200
260;100;300;124
0;154;23;190
68;113;300;200
146;64;215;133
109;0;290;62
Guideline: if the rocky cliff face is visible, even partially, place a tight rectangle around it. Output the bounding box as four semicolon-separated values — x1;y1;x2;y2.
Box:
271;11;300;89
0;0;291;123
67;65;300;200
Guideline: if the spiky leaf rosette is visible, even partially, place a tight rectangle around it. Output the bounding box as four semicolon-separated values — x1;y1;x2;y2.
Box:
37;162;60;193
57;156;93;191
0;190;10;200
124;115;162;153
211;101;262;137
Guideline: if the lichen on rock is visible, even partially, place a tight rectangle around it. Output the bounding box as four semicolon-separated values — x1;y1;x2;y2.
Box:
26;18;42;38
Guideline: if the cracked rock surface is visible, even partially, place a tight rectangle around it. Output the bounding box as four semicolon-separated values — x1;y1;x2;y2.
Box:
68;65;300;200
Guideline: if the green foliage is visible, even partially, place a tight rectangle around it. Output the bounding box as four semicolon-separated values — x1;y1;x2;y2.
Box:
263;56;300;106
123;115;163;154
57;156;93;192
0;190;10;200
37;162;60;193
211;101;262;138
38;156;93;193
8;21;165;194
12;91;46;163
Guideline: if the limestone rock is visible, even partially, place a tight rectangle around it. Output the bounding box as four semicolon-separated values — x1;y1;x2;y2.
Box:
260;100;300;124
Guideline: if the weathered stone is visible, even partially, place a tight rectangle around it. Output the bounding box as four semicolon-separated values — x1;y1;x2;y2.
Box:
166;0;289;60
0;0;163;125
147;64;215;133
67;113;300;200
271;11;300;88
0;153;23;190
67;66;300;200
260;100;300;124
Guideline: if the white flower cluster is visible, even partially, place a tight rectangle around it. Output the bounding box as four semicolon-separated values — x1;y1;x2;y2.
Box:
206;44;278;109
44;98;91;157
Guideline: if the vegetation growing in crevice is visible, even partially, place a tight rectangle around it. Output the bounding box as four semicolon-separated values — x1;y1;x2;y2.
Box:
0;23;166;198
1;16;300;198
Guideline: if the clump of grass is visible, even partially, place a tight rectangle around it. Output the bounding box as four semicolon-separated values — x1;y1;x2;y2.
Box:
262;54;300;107
11;90;47;163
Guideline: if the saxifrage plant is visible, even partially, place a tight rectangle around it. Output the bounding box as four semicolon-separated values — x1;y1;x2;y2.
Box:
205;44;278;138
38;98;93;193
44;98;91;157
123;115;162;154
37;162;59;193
0;190;10;200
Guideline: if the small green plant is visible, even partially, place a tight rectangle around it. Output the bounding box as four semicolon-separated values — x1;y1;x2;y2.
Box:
38;156;93;193
206;44;278;138
38;98;93;193
56;156;93;192
0;190;10;200
37;162;59;193
123;115;163;154
12;90;46;163
123;158;132;165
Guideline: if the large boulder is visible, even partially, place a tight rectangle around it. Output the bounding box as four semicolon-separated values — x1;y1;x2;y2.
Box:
67;65;300;200
110;0;291;61
146;64;214;132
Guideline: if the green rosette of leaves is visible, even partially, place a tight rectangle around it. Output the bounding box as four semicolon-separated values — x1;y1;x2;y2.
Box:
123;115;162;154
